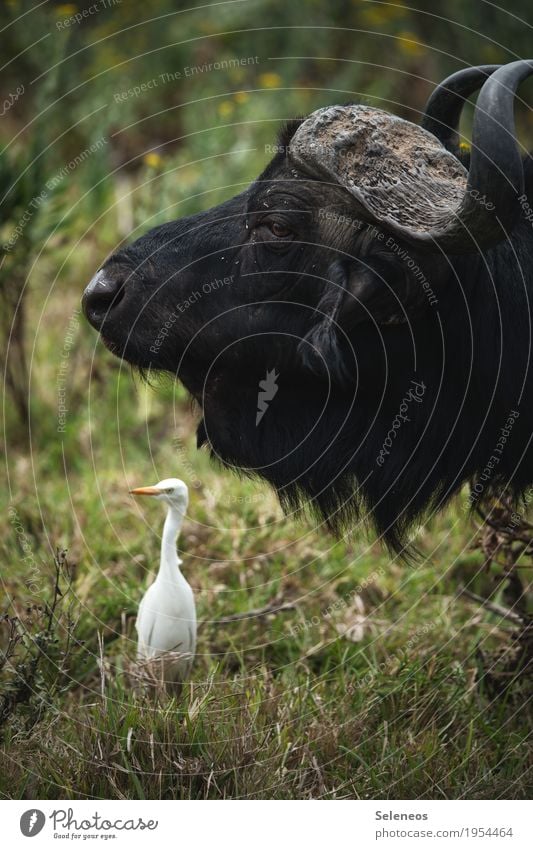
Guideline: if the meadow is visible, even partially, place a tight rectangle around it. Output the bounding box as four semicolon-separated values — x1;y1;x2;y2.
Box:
0;0;531;800
1;301;530;797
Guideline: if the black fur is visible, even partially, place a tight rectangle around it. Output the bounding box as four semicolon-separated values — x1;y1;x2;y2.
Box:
83;113;533;554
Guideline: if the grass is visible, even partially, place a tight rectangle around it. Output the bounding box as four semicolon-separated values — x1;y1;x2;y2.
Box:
0;143;531;800
1;326;531;798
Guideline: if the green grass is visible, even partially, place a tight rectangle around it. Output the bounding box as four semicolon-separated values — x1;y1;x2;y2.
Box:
0;116;531;799
0;286;531;798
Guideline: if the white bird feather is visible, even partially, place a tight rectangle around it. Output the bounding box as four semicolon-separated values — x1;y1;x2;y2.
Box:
131;478;196;691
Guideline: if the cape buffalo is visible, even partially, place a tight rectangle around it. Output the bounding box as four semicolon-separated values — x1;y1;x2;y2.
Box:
83;61;533;552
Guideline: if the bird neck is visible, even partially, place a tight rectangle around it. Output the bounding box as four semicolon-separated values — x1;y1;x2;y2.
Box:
158;504;185;583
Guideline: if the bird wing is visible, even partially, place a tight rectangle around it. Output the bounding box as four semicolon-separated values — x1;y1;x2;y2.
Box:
136;582;196;656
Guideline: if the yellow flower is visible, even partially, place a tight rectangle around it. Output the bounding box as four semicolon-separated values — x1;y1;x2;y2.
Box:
459;142;471;153
55;3;77;15
259;73;282;89
234;91;249;104
397;31;426;57
218;101;234;119
144;152;162;168
360;1;406;25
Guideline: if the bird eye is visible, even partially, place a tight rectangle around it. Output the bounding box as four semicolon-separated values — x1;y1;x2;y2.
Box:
268;221;292;239
164;488;174;493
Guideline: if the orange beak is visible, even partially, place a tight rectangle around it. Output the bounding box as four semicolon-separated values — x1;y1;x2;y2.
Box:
130;486;160;496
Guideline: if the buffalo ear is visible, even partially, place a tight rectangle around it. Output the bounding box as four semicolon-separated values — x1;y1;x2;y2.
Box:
298;253;418;383
338;258;389;326
339;254;417;327
297;260;355;385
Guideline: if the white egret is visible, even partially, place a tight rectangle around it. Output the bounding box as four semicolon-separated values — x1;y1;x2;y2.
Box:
130;478;196;691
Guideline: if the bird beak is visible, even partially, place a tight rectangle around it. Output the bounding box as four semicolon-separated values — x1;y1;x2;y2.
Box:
130;486;160;496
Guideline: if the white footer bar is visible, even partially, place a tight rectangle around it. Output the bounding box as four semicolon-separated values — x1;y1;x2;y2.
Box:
3;799;531;848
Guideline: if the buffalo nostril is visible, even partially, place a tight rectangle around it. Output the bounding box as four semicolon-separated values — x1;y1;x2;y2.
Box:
82;268;125;326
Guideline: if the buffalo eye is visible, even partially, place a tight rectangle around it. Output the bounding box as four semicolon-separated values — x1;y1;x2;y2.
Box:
250;217;296;253
253;219;294;242
268;221;293;239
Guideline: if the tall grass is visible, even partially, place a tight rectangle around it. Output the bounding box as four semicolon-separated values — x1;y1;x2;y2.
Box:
0;0;532;800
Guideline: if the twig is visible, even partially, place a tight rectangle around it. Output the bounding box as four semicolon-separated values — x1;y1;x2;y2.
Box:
459;587;525;623
200;596;295;627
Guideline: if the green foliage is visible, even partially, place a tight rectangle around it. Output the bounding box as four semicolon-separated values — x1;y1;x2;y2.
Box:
0;551;80;738
0;0;532;800
0;320;531;796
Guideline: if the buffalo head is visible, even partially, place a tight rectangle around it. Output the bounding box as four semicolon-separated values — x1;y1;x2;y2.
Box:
83;61;533;551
